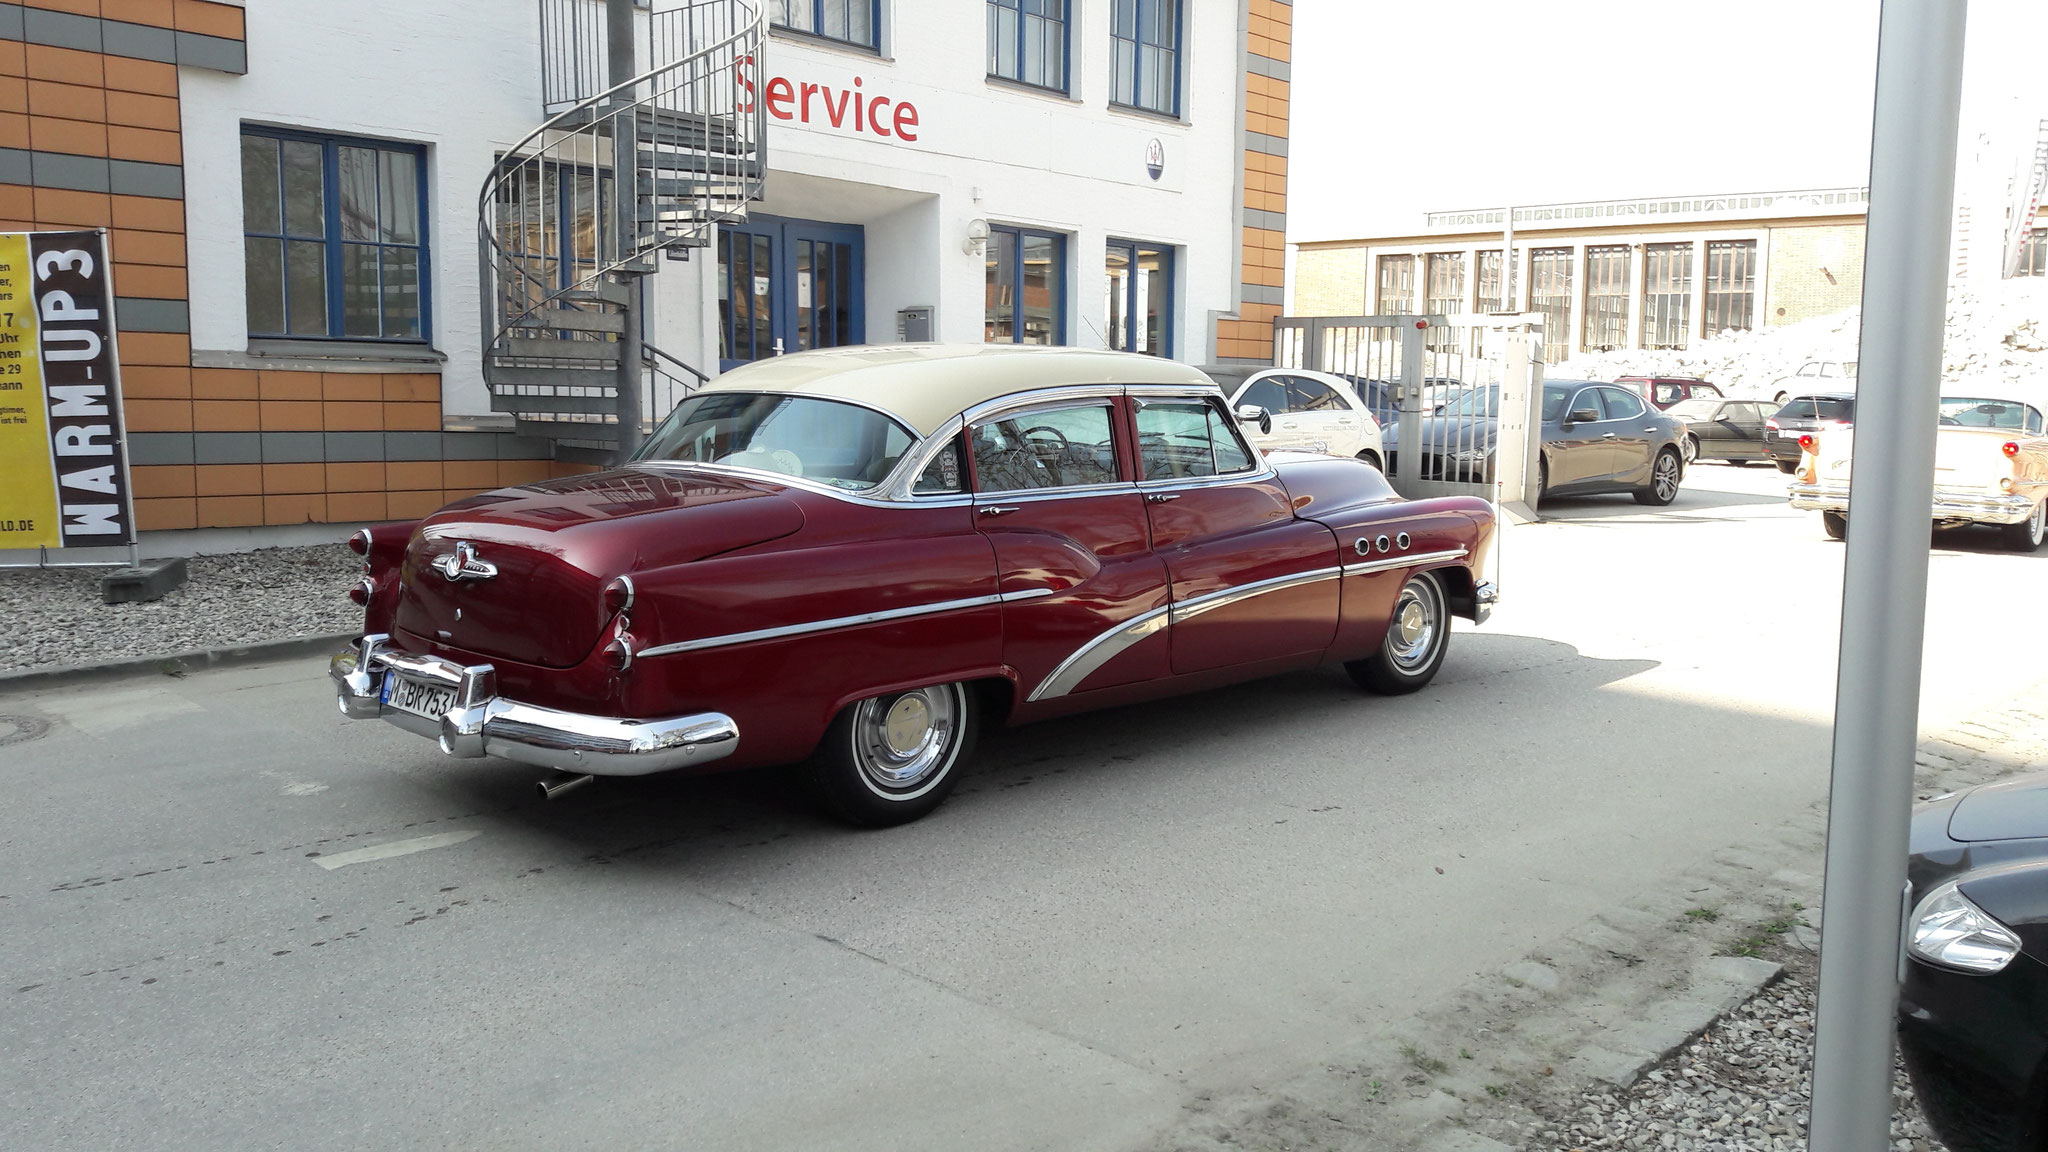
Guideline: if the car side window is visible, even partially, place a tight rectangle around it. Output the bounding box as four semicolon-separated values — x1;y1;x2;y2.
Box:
1654;384;1681;406
1136;400;1256;481
969;404;1119;493
1600;388;1646;420
912;437;966;495
1240;377;1286;414
2028;407;2045;435
1286;377;1346;412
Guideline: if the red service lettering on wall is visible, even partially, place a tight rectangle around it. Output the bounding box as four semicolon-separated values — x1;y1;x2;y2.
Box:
734;56;920;142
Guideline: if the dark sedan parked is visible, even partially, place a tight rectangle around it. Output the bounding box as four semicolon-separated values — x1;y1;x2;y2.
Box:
1383;381;1687;505
1899;773;2048;1152
1664;397;1775;465
1765;392;1856;473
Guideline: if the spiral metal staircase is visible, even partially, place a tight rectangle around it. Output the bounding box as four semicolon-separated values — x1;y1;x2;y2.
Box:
479;0;766;464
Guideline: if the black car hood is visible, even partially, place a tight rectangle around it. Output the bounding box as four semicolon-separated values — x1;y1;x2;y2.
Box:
1949;773;2048;842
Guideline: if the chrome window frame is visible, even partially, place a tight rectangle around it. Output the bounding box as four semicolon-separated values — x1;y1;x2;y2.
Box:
963;395;1126;497
1127;387;1274;488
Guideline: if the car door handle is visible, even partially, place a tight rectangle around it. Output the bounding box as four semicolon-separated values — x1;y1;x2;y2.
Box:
1146;493;1181;503
1644;427;1659;433
979;506;1018;516
1602;433;1619;439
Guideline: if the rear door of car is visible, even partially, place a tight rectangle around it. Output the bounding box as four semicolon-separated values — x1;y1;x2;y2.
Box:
1129;388;1338;676
967;393;1171;698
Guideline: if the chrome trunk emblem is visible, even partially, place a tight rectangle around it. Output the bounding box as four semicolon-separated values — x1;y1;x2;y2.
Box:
433;541;498;582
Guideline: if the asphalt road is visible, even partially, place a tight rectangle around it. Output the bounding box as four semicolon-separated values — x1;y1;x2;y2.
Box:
4;461;2042;1151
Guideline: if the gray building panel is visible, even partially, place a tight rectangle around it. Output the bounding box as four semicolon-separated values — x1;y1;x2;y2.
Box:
1240;283;1284;306
21;7;97;52
0;147;28;184
31;150;110;193
441;432;499;460
101;20;178;64
1247;131;1288;159
113;297;189;333
174;30;247;74
109;158;183;199
322;432;386;462
0;4;24;42
1245;207;1287;233
1247;54;1290;82
129;432;194;466
192;432;262;465
260;432;325;463
496;434;554;460
383;431;443;460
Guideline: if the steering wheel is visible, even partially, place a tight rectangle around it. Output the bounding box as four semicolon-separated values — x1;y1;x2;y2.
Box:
1939;416;1961;426
1021;425;1072;453
715;447;805;478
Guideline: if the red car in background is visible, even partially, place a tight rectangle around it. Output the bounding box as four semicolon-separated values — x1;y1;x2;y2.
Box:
1615;376;1724;410
332;346;1499;826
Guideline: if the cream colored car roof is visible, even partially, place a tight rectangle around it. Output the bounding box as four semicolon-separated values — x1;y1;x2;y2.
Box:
698;344;1221;437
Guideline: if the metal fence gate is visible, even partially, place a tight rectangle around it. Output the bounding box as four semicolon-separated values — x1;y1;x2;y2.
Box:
1271;312;1545;513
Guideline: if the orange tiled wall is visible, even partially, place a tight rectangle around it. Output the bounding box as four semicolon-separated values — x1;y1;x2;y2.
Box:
1216;0;1290;362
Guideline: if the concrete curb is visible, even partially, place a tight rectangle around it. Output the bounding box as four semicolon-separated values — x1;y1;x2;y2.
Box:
0;633;355;693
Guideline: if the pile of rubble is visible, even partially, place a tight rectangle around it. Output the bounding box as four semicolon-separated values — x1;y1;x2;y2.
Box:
1556;276;2048;398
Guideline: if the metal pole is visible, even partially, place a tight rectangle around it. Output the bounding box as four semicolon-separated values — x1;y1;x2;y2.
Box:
1808;3;1967;1147
606;0;645;465
1500;206;1514;312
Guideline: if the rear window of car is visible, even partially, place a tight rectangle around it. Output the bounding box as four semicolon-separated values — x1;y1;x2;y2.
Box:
1774;397;1855;422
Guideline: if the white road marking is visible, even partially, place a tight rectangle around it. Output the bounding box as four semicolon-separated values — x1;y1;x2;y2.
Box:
311;830;480;870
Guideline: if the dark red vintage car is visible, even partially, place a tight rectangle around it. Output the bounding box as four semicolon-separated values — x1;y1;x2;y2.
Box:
333;346;1498;824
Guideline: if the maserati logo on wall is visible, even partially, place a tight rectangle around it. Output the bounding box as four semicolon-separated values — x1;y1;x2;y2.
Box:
1145;138;1164;181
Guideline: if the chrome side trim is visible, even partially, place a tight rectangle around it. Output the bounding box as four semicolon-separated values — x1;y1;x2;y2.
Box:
1341;547;1470;578
1027;604;1173;703
1028;565;1343;702
1167;566;1344;625
639;588;1053;658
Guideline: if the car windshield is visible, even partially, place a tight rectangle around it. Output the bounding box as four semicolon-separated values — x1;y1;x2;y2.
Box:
1668;399;1722;420
1439;387;1498;417
1939;396;2037;430
635;392;918;490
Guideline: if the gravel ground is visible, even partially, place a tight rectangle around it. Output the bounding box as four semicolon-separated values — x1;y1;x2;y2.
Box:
1525;945;1945;1152
0;544;361;675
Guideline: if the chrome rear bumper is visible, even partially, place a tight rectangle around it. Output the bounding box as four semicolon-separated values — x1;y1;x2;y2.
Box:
330;633;737;776
1788;483;2035;524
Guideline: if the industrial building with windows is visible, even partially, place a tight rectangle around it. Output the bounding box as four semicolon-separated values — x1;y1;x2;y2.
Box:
0;0;1294;540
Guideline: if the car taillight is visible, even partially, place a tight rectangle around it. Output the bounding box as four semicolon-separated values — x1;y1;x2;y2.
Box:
1798;434;1816;453
1765;418;1780;430
348;577;374;607
2004;441;2021;458
603;575;636;617
603;632;635;672
348;528;371;557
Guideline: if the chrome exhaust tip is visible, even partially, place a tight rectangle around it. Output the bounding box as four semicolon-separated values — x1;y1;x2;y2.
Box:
536;771;595;801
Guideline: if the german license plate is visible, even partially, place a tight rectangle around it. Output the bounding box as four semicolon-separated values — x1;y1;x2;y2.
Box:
382;671;457;720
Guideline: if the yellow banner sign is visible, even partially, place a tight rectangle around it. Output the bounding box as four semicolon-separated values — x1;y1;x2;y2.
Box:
0;230;133;549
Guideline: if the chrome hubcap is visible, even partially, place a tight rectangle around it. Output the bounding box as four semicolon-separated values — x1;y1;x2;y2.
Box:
1387;579;1440;672
2031;501;2046;545
852;685;960;794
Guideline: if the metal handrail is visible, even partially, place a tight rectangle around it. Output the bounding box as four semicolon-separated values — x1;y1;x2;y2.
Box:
478;0;765;384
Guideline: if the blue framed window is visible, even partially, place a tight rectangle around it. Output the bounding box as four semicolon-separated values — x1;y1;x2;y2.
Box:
988;0;1068;92
1106;239;1172;356
1111;0;1181;116
241;128;428;341
771;0;879;50
985;226;1065;346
